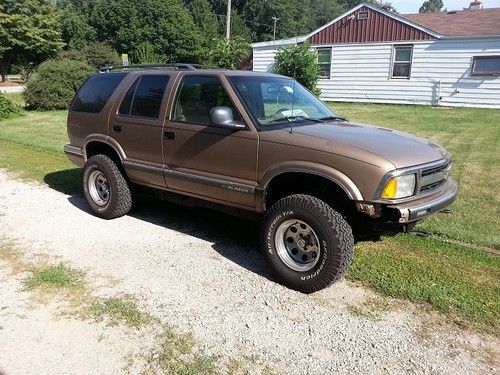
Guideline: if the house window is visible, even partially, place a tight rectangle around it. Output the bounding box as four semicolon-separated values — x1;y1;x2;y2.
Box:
317;48;332;79
391;45;413;79
357;11;369;20
471;56;500;76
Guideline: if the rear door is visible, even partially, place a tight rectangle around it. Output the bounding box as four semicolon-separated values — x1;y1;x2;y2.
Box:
162;73;258;208
109;72;173;187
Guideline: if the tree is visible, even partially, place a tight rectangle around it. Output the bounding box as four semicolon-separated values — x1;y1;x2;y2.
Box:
0;0;64;82
208;37;250;69
90;0;204;63
58;1;96;49
189;0;221;50
273;43;320;96
419;0;444;13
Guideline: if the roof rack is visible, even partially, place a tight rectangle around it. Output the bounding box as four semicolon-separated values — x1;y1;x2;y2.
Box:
98;63;222;73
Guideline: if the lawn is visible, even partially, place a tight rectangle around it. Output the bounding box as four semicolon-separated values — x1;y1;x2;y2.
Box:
0;95;498;334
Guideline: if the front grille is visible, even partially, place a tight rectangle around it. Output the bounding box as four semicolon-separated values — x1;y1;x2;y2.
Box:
418;162;450;194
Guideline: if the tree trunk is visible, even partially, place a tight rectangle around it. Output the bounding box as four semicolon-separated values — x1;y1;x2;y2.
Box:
0;58;11;82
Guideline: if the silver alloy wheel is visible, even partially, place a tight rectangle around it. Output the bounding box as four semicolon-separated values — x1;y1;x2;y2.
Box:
275;219;320;272
88;170;110;206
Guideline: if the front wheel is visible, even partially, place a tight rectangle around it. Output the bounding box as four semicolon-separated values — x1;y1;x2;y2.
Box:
261;194;354;293
82;155;132;219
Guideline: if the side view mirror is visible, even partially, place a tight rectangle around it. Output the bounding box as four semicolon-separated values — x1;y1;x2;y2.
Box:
209;106;245;130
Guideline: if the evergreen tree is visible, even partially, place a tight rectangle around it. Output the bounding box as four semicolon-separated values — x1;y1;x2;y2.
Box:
419;0;444;13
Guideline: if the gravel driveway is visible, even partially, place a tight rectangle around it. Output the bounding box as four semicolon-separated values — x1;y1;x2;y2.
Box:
0;170;497;374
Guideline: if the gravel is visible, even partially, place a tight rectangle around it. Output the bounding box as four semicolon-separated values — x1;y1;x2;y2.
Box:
0;169;498;374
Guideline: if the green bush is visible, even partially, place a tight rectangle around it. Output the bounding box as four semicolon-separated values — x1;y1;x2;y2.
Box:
0;93;22;120
133;42;164;64
274;43;321;96
24;59;95;110
208;37;251;69
58;42;120;69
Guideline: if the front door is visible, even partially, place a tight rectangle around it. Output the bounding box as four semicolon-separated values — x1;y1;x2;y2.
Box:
110;73;172;187
162;74;258;208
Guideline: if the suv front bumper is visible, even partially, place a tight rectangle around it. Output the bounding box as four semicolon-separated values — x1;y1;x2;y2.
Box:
382;178;458;224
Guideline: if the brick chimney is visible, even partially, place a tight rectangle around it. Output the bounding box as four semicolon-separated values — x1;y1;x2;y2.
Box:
469;1;483;10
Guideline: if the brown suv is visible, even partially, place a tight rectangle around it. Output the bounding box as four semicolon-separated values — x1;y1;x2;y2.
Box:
65;63;457;293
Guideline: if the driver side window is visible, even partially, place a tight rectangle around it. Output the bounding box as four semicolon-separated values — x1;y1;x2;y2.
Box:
172;76;241;125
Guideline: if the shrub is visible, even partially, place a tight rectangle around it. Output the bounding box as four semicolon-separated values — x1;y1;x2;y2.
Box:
58;42;121;69
208;37;251;69
133;43;164;64
24;59;95;110
274;43;321;96
0;93;22;120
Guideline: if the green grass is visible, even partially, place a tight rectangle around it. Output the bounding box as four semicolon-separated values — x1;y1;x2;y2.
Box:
24;263;85;291
351;235;500;333
330;102;500;248
88;295;153;327
0;97;499;333
147;330;216;375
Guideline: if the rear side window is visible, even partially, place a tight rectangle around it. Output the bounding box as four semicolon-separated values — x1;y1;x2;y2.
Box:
72;73;127;113
118;75;169;118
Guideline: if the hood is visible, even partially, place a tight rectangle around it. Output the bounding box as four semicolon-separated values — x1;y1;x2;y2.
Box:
286;121;448;169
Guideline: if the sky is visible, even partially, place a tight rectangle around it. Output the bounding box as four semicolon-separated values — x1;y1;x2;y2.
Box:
391;0;500;13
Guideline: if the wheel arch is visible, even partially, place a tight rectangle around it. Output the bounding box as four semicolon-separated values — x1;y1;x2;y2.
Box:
83;135;126;165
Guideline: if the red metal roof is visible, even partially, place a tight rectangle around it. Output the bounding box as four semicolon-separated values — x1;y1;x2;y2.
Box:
403;8;500;37
308;6;435;44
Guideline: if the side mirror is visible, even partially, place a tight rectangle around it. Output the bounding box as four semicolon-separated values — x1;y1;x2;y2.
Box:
209;106;245;130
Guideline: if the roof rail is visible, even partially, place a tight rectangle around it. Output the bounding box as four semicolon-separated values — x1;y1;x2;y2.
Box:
98;63;222;73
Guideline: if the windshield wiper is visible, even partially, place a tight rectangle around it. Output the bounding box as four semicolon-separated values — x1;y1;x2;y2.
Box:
267;115;324;124
318;116;347;122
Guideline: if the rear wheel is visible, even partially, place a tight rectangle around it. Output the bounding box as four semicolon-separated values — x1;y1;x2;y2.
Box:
82;155;132;219
261;194;354;293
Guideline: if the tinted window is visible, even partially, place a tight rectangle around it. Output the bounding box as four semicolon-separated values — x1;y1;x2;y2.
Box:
172;76;241;125
471;56;500;75
118;79;139;115
122;75;169;118
72;73;127;113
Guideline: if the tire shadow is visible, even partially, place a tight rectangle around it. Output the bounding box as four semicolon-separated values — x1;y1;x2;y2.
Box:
44;169;273;281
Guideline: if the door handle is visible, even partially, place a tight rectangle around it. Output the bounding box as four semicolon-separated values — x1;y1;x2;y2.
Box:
112;125;122;133
163;131;175;140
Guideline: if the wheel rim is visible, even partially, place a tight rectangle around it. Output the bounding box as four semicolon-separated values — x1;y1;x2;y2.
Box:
275;219;320;272
88;170;110;206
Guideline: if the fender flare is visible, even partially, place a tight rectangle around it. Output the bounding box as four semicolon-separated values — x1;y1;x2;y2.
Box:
261;161;364;202
83;134;127;162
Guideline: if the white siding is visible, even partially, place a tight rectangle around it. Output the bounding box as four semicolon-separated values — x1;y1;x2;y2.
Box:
252;38;500;109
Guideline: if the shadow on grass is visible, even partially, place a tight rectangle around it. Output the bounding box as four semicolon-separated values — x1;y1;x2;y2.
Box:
44;169;273;283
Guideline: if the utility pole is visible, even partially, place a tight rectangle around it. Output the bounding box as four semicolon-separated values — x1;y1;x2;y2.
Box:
225;0;232;40
271;16;280;40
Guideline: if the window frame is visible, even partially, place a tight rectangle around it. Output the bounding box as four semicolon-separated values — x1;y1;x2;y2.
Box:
116;74;170;120
357;11;369;20
390;45;413;80
169;74;245;128
470;55;500;76
316;47;332;80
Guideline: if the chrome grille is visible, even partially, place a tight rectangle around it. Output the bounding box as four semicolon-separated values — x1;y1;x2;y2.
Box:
418;162;451;194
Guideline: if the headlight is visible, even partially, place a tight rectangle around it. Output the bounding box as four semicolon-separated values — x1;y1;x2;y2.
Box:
381;174;416;199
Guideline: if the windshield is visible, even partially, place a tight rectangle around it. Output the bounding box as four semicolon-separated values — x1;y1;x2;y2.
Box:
228;75;339;127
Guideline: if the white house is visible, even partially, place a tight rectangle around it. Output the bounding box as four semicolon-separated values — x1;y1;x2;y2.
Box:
251;2;500;108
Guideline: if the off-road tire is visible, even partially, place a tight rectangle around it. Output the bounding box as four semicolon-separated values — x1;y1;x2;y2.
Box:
82;155;132;219
261;194;354;293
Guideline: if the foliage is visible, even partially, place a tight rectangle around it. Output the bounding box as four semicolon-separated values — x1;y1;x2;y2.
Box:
24;59;94;110
133;43;165;64
208;37;251;69
419;0;444;13
58;1;96;49
58;42;120;69
0;93;22;120
189;0;221;51
0;0;64;82
274;43;320;96
89;0;204;63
